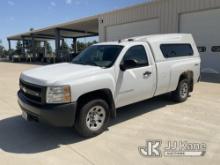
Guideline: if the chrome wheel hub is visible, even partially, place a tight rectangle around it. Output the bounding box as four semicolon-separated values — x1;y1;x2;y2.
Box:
86;106;106;131
180;82;188;98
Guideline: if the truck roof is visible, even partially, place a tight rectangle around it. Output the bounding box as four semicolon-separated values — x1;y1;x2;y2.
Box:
95;33;194;46
95;33;198;63
125;33;193;42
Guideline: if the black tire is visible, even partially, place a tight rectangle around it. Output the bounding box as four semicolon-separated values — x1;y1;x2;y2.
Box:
171;79;189;102
74;99;110;138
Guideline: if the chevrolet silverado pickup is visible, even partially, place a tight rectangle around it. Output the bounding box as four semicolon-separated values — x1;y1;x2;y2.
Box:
18;34;201;137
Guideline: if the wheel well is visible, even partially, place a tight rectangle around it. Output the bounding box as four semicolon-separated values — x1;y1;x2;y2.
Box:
76;89;116;119
179;71;194;92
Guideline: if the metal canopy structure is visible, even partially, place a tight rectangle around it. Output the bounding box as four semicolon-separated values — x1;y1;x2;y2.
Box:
7;15;99;57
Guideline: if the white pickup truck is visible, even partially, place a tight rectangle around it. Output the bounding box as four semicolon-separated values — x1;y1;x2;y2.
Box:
18;34;201;137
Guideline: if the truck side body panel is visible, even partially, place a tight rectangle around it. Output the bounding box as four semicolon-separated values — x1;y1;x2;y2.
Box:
113;42;157;108
134;34;201;96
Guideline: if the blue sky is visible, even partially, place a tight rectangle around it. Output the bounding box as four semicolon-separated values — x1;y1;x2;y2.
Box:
0;0;146;49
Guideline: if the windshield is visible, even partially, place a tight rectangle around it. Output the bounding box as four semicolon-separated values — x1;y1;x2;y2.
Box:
72;45;124;68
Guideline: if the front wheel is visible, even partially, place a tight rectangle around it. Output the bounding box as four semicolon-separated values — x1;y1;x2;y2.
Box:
74;99;110;138
171;79;189;102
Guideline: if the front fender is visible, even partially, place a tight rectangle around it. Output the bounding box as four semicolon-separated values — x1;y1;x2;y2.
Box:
70;73;116;102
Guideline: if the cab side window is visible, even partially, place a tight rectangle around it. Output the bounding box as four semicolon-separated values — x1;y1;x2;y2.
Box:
122;45;149;69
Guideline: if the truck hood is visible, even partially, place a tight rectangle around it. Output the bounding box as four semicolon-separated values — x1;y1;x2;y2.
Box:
20;63;102;86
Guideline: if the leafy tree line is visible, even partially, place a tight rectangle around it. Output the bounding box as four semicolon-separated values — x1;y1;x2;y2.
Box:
0;38;98;58
0;40;4;56
75;40;98;52
1;27;97;59
16;40;23;55
0;39;9;58
14;39;97;54
61;40;98;53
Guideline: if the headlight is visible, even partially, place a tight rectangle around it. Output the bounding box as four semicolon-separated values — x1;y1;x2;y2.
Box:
46;86;71;104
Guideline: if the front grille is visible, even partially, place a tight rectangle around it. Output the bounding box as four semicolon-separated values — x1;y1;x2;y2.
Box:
19;80;46;104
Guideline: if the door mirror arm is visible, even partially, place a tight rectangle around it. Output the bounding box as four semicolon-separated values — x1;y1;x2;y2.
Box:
120;64;126;71
120;59;138;71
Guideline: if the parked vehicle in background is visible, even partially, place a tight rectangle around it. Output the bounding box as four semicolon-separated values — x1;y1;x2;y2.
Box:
18;34;201;137
12;54;26;62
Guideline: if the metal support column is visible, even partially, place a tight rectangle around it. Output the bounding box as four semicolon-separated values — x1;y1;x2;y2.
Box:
62;38;64;48
55;28;61;58
73;38;77;53
22;37;25;55
31;34;36;62
8;39;11;51
7;39;12;60
44;41;47;62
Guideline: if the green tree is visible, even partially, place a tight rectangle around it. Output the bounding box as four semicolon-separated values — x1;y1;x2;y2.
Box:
29;28;34;31
88;40;98;46
15;40;23;55
45;41;52;54
35;41;41;50
71;40;98;52
0;40;5;57
76;41;87;52
61;40;69;51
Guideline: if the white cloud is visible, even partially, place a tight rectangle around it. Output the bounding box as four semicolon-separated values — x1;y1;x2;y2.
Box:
65;0;72;5
65;0;82;6
74;1;81;5
8;1;15;6
50;1;56;7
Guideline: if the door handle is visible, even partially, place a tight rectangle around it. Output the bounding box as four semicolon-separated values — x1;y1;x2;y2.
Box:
143;71;152;76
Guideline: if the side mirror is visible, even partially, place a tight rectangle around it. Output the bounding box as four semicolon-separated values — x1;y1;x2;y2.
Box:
120;59;138;71
120;64;126;71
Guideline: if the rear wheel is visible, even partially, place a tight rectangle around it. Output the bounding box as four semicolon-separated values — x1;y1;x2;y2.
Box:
75;99;109;138
172;79;189;102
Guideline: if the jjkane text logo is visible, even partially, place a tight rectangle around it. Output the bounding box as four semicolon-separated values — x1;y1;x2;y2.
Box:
139;140;206;157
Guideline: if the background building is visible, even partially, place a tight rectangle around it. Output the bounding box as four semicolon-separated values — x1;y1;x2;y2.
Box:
8;0;220;74
99;0;220;74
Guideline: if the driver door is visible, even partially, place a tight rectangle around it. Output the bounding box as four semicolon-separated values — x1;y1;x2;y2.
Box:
116;45;156;108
